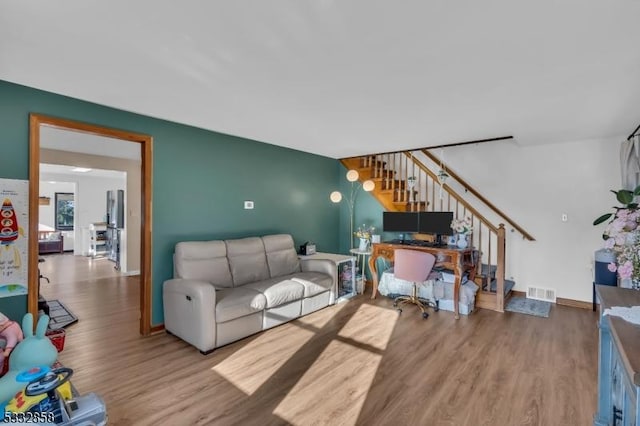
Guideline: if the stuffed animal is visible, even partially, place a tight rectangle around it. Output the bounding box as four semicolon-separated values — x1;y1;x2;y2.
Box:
0;313;57;406
0;313;23;366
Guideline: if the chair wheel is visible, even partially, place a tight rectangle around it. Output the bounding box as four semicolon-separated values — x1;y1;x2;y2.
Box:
397;308;402;314
422;312;429;319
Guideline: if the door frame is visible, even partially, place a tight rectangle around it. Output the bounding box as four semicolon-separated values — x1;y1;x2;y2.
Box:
28;113;154;335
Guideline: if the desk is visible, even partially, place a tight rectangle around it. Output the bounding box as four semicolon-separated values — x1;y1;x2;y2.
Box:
368;242;476;319
349;248;372;294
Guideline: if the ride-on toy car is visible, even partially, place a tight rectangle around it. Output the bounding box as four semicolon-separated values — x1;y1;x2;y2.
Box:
0;313;107;425
2;364;107;425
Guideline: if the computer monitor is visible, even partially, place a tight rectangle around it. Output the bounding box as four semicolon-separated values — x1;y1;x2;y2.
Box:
418;211;454;236
382;212;420;233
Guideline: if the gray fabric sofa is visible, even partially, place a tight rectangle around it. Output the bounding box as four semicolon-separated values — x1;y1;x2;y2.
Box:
163;234;336;353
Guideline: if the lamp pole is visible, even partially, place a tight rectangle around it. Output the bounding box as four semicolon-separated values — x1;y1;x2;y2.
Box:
347;180;360;250
330;169;375;252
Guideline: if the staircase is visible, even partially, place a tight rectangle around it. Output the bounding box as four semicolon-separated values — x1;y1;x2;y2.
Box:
341;152;534;313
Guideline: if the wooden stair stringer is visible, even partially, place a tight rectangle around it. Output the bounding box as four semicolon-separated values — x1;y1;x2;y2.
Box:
340;158;403;212
340;157;426;212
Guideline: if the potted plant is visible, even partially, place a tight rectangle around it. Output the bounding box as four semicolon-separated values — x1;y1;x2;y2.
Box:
594;185;640;288
450;217;473;249
593;186;640;226
354;224;375;251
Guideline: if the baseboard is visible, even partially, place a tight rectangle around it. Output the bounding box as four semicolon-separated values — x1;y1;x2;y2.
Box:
122;270;140;276
150;324;165;334
510;290;590;310
556;297;591;310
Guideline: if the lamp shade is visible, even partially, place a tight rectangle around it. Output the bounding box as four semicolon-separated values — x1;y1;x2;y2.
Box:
346;170;359;182
362;180;375;191
330;191;342;203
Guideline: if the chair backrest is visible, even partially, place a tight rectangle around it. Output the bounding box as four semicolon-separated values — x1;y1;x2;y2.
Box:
393;249;436;283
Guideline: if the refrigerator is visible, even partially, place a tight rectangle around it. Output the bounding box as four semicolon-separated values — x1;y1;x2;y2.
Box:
106;190;124;269
106;190;125;229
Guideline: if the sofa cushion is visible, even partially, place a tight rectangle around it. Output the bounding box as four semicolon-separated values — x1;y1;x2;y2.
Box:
262;234;301;278
215;287;267;323
245;277;304;309
175;241;233;288
287;272;334;298
226;237;270;286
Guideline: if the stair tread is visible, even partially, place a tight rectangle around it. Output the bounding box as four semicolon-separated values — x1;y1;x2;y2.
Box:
486;278;515;295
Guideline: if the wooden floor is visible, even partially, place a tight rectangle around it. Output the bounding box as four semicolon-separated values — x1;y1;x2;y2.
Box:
39;254;599;426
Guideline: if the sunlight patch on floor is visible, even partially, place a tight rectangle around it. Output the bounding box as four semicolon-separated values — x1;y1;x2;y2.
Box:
211;328;315;395
294;300;348;329
337;304;398;351
273;340;382;426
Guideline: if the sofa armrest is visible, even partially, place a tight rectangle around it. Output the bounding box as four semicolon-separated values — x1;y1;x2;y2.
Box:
300;258;335;276
163;278;217;353
300;258;337;289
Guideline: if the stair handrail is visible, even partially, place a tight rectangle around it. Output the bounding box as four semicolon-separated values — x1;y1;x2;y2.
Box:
421;149;535;241
404;152;500;234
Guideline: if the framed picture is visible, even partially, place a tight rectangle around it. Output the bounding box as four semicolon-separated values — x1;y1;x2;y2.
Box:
55;192;74;230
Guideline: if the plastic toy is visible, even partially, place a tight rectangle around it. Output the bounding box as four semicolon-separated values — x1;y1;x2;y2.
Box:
0;312;23;368
0;313;56;405
0;314;107;425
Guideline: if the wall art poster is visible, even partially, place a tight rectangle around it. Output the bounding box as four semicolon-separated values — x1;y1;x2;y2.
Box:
0;179;28;297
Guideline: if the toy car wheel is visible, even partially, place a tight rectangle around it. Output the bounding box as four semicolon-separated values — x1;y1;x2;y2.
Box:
422;312;429;319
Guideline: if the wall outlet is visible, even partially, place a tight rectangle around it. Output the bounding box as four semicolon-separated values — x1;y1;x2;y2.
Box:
244;201;254;209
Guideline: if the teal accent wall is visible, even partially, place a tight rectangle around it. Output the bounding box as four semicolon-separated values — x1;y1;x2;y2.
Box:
0;80;340;324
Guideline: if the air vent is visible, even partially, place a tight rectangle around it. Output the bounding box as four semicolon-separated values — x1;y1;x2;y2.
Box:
526;286;556;303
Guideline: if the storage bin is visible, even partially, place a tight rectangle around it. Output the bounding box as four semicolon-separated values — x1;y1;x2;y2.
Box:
46;328;66;352
437;299;474;315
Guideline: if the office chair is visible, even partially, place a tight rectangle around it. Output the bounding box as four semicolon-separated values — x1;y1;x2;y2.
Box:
38;258;50;316
392;249;439;319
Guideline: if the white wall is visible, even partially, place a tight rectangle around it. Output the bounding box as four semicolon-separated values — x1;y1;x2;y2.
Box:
40;172;126;260
38;181;75;230
441;136;621;303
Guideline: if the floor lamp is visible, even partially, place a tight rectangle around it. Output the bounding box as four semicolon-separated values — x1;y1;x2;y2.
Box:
330;169;375;250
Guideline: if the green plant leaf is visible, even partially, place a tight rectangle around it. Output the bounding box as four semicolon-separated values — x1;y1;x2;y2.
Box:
593;213;612;226
617;189;634;205
629;203;639;209
634;185;640;196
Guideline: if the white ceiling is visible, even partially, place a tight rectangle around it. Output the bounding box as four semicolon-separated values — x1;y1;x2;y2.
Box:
2;1;640;158
40;163;127;180
41;127;141;161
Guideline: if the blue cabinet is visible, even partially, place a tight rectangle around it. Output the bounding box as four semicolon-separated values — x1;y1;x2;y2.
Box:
595;286;640;425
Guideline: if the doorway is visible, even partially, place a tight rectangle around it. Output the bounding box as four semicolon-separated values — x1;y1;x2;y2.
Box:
28;114;153;335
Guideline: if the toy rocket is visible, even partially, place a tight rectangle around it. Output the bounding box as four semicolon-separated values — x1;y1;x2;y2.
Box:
0;198;22;268
0;198;19;246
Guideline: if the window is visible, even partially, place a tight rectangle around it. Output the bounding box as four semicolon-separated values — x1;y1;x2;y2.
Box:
55;192;74;230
